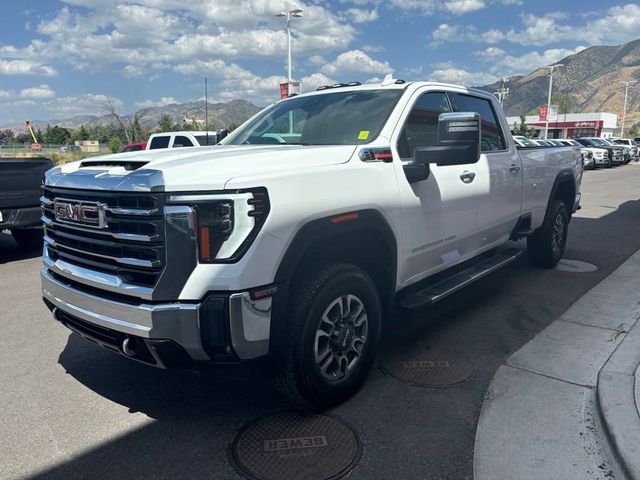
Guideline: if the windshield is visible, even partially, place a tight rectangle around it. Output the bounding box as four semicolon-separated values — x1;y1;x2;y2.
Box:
590;138;610;146
223;89;403;146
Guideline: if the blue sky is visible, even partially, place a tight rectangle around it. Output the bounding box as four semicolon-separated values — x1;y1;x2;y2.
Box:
0;0;639;126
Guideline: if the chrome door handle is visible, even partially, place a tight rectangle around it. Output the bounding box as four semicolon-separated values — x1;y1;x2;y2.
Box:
460;171;476;183
509;164;521;174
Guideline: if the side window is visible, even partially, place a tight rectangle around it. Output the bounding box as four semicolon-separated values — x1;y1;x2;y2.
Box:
397;92;451;160
149;136;170;149
448;93;506;152
173;136;194;148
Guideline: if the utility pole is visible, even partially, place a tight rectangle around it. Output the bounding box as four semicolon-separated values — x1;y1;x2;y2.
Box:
620;80;637;138
544;64;563;140
494;77;510;107
205;77;209;145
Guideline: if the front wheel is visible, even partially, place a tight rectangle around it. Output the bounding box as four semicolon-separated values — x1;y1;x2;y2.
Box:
273;263;382;409
527;200;569;268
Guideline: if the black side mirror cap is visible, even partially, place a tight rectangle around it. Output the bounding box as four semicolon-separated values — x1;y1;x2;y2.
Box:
403;162;430;183
413;112;481;166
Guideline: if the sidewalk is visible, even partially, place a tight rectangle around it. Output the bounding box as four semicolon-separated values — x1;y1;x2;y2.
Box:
474;249;640;480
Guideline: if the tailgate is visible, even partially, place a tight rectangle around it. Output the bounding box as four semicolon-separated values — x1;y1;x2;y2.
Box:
0;157;54;209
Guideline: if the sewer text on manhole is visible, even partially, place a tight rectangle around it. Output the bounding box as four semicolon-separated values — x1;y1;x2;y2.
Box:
380;346;474;387
231;412;361;480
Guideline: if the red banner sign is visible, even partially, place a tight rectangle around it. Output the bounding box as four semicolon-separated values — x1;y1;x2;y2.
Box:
538;106;547;122
279;83;289;99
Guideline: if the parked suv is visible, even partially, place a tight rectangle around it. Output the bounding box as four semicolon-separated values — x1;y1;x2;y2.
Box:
613;139;638;162
41;80;582;407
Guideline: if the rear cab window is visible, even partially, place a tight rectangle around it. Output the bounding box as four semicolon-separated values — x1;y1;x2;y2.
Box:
448;93;506;152
149;135;171;149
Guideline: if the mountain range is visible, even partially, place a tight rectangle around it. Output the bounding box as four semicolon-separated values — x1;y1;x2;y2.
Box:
479;38;640;126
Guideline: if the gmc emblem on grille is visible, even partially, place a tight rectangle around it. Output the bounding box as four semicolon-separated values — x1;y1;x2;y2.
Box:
53;199;106;229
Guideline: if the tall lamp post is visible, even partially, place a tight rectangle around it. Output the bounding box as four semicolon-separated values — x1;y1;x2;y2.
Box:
544;64;563;140
275;8;304;95
619;80;637;138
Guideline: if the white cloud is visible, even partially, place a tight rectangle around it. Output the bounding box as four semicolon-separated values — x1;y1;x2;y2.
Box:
0;90;11;98
345;8;379;23
19;84;55;98
445;0;486;15
134;97;178;108
321;50;393;76
0;59;57;76
427;64;496;86
433;3;640;47
477;45;587;76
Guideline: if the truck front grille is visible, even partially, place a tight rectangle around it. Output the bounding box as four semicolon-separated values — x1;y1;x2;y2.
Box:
41;187;165;289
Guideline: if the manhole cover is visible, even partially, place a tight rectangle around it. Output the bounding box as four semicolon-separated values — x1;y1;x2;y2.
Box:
556;259;598;273
230;412;361;480
379;346;474;387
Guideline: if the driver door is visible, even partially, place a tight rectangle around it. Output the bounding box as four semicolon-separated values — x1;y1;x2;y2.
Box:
392;90;482;287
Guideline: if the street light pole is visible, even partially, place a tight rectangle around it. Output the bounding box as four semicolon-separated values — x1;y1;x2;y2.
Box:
544;64;563;140
275;8;303;95
620;80;637;138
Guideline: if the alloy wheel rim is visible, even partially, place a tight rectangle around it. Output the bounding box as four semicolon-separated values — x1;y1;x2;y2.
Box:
314;294;368;382
552;213;565;257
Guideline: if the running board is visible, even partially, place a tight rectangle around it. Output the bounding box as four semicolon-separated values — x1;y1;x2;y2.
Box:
400;248;523;309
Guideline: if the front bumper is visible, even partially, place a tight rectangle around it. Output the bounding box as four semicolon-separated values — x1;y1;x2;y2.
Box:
42;268;275;368
0;206;42;229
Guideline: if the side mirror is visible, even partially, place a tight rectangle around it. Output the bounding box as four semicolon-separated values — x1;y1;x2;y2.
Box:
217;129;228;143
414;112;481;167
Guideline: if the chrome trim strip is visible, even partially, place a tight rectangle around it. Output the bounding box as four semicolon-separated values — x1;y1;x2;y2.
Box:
105;207;159;216
42;215;156;242
43;250;153;300
42;269;209;361
40;196;53;206
228;292;271;359
44;234;160;268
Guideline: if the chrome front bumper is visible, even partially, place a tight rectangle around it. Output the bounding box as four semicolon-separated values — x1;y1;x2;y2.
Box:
42;268;273;364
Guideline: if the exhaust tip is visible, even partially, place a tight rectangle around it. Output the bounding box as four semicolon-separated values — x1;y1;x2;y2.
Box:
122;337;136;357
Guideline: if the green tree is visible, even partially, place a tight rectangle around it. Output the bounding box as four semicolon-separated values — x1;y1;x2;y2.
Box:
43;124;71;144
157;114;175;133
70;124;90;143
0;129;15;145
629;122;640;139
513;115;534;137
108;136;123;153
131;114;143;142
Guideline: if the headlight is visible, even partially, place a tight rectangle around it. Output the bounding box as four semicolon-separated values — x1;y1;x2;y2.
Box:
167;189;269;263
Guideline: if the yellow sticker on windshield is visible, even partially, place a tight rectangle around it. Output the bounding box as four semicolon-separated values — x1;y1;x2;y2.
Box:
358;130;370;140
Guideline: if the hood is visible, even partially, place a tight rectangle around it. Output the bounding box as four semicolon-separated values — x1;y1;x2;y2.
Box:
45;144;357;192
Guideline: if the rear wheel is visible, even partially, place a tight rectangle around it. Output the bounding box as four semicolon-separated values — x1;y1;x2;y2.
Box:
527;200;568;268
11;228;43;251
273;263;382;409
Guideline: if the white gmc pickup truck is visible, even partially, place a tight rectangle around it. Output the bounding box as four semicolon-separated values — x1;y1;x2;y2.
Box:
41;80;582;408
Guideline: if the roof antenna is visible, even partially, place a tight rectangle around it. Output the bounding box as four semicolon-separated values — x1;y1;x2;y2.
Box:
381;73;396;86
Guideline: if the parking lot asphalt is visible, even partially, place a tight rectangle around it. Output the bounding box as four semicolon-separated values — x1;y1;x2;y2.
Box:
1;165;640;480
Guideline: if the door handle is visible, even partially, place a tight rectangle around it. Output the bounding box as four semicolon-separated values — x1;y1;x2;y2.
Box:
460;171;476;183
509;164;521;174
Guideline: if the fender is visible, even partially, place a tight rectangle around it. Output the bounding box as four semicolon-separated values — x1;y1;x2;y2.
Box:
274;208;398;287
544;169;577;218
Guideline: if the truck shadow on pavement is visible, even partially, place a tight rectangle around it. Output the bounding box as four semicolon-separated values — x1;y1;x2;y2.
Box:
0;231;41;263
29;199;640;480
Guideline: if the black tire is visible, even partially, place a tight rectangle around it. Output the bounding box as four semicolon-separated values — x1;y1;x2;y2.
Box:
11;228;43;251
527;200;569;268
273;263;382;409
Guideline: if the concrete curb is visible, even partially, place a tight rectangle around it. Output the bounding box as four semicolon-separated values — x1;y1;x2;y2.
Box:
597;316;640;479
474;249;640;480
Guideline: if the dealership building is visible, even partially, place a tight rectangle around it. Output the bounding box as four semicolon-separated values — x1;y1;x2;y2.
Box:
505;112;619;139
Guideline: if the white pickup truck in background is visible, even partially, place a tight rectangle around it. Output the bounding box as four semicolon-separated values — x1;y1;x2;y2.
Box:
146;130;226;150
40;79;582;408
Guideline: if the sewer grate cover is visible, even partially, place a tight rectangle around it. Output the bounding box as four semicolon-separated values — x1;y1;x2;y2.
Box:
379;345;474;387
230;412;361;480
555;259;599;273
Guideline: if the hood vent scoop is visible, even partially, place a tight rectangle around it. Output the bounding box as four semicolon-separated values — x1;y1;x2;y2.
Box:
79;160;149;171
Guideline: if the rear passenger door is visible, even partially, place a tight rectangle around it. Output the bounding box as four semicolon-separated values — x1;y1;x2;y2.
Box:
448;93;522;244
